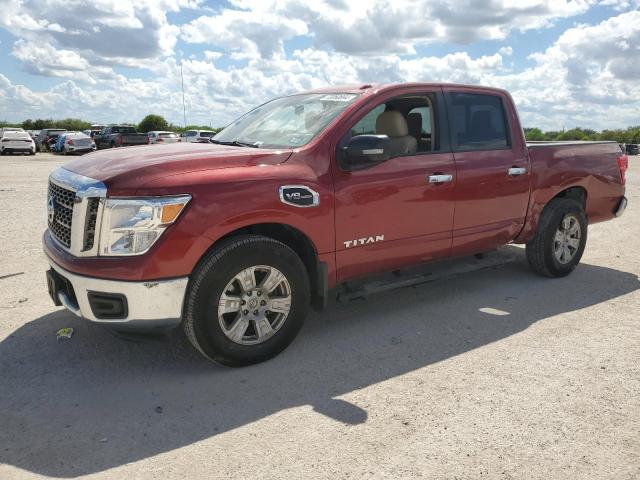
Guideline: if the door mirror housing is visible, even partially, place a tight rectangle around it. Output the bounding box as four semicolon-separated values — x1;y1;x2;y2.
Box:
339;134;391;171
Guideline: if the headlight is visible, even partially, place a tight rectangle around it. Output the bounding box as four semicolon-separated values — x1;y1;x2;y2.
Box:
99;195;191;256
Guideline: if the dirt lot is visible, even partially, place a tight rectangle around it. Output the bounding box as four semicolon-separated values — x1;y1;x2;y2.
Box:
0;152;638;479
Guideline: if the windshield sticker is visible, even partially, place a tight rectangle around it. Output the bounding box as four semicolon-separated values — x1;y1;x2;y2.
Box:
317;94;355;102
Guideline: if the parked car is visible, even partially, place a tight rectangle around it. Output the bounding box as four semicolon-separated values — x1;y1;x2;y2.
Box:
44;83;628;366
54;132;96;155
88;125;106;138
27;130;39;140
625;143;638;155
0;130;36;155
36;129;66;151
148;131;181;144
0;127;25;137
94;125;149;149
184;129;216;143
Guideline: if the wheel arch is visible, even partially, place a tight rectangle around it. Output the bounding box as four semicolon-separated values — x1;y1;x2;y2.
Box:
197;222;328;311
550;185;587;211
516;184;588;244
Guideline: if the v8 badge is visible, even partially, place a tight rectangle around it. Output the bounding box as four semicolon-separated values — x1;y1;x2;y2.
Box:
279;185;320;208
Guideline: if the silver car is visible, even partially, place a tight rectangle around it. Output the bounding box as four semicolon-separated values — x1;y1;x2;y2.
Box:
148;131;181;144
59;132;96;155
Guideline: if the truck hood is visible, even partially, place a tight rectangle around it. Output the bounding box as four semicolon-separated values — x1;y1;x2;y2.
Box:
62;143;293;189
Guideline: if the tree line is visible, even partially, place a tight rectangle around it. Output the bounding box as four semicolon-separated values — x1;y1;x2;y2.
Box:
0;115;221;135
1;116;638;143
524;127;639;143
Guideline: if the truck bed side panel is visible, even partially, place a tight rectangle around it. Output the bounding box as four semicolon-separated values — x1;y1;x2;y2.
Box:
515;142;624;243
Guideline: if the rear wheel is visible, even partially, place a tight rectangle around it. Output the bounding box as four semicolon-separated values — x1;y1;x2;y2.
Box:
183;235;310;366
526;198;587;277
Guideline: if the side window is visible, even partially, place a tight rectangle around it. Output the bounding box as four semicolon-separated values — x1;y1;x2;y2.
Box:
186;130;196;137
350;104;385;136
111;127;119;134
407;106;432;137
449;93;509;151
407;105;433;152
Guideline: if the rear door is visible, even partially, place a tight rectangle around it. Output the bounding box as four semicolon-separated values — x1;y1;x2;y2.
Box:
444;88;530;256
333;89;456;282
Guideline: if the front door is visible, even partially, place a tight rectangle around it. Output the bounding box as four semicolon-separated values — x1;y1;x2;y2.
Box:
333;91;456;282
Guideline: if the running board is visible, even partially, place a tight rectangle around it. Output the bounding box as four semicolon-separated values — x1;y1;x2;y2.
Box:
336;249;516;302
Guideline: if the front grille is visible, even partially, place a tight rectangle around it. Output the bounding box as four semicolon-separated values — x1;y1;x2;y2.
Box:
48;181;75;248
83;198;100;251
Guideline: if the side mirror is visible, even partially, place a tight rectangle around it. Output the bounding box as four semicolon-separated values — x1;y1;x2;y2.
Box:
339;134;391;171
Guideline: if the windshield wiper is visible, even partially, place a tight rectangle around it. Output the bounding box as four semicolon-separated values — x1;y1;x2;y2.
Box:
210;139;259;148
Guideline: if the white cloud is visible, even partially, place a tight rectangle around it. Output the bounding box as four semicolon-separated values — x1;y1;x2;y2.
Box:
0;0;202;68
181;9;308;59
0;1;639;131
206;0;596;56
499;46;513;56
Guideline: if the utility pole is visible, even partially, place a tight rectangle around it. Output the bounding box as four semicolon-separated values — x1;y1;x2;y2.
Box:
180;61;187;130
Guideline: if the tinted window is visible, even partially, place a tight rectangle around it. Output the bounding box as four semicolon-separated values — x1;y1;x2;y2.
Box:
186;130;196;136
121;127;136;133
199;131;215;138
449;93;509;151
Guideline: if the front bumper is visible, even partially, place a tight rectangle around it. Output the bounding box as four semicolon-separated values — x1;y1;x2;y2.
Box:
46;258;188;329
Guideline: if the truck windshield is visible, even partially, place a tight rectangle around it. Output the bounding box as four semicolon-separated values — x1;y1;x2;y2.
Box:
213;93;359;148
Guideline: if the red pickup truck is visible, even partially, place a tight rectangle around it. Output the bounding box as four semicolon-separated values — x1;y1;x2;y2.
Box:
44;83;628;366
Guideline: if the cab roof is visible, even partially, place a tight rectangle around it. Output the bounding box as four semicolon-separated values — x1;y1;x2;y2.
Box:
303;82;508;96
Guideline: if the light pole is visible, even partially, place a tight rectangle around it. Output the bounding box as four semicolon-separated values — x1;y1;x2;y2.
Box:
180;61;187;130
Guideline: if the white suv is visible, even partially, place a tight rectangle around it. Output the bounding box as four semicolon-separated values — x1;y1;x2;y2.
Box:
184;130;216;143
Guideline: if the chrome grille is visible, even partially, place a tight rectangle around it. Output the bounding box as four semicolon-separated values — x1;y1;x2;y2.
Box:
47;168;106;256
83;198;100;251
48;181;75;248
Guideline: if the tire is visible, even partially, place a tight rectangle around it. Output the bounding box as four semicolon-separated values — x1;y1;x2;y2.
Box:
183;235;310;366
110;141;116;148
526;198;587;278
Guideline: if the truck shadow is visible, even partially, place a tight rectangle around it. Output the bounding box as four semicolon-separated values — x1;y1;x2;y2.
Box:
0;247;638;477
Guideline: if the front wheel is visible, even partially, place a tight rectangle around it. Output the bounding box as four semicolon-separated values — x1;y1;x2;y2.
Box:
183;235;310;366
526;198;587;277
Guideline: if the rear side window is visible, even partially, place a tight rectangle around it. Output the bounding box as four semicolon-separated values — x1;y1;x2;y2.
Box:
449;93;509;151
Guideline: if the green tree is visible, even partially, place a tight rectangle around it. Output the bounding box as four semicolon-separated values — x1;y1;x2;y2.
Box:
138;114;169;133
524;127;545;141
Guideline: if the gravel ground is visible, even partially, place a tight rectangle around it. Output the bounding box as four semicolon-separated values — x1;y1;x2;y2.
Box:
0;152;638;480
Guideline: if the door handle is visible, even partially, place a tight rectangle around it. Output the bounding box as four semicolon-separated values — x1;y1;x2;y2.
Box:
428;174;453;184
508;167;527;176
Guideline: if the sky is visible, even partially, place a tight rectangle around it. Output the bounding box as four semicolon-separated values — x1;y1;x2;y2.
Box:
0;0;638;130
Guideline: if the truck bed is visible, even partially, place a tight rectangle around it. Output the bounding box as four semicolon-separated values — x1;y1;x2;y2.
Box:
524;139;625;233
